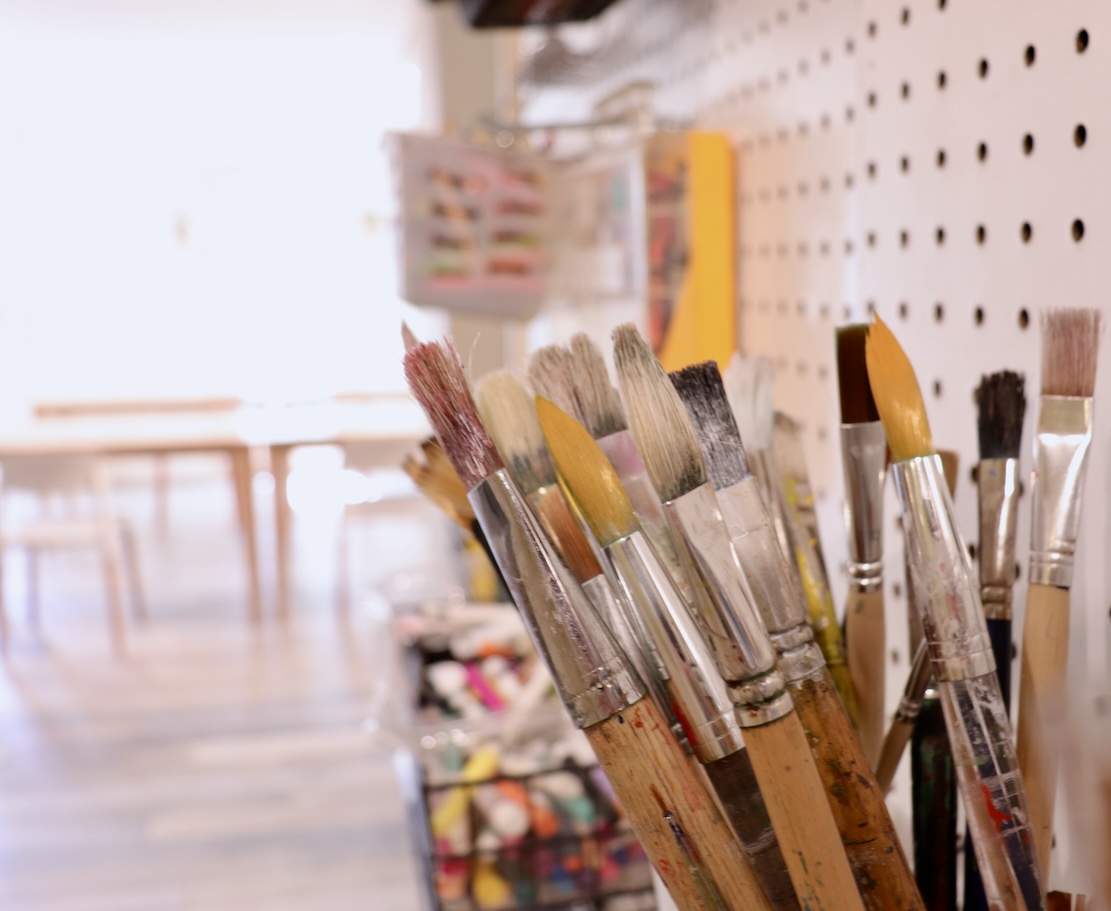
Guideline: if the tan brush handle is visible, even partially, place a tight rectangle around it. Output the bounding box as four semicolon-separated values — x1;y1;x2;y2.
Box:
586;697;773;911
790;668;923;911
874;716;914;795
1016;582;1071;883
845;587;886;767
744;712;867;911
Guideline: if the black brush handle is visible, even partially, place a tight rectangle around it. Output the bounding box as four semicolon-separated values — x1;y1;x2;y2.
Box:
962;617;1014;911
911;696;958;911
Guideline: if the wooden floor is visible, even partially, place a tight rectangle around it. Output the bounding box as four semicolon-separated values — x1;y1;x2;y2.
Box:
0;466;443;910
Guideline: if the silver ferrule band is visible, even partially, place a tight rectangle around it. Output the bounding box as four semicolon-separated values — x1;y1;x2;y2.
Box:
894;640;932;724
977;458;1020;619
469;471;643;727
607;532;746;760
1029;396;1094;589
840;422;887;592
717;477;808;634
892;457;995;682
770;622;828;684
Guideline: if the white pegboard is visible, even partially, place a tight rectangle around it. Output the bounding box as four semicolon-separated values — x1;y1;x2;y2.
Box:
518;0;1110;894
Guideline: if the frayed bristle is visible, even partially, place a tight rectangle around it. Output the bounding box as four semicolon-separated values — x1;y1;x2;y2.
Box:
612;324;706;501
836;324;880;424
535;397;638;547
975;371;1027;459
569;333;628;437
533;490;603;585
527;344;581;423
474;370;555;495
403;339;502;490
864;316;934;461
402;437;474;530
722;353;775;451
401;321;420;353
1042;308;1102;397
669;361;751;491
772;412;808;485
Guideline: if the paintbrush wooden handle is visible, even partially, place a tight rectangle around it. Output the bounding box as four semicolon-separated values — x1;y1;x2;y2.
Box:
586;697;773;911
744;712;867;911
790;668;923;911
1017;583;1071;883
845;587;886;767
874;716;914;794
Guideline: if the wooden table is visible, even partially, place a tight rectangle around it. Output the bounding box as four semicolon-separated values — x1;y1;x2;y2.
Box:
0;398;431;621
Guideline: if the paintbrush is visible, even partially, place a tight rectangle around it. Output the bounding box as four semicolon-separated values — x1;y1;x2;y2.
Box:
965;371;1027;911
769;410;859;723
606;326;867;911
1017;308;1101;887
670;359;922;911
473;369;686;748
836;324;889;768
865;315;1044;911
404;337;770;911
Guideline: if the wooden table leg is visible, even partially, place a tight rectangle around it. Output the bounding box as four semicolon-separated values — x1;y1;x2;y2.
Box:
230;447;263;624
270;444;293;620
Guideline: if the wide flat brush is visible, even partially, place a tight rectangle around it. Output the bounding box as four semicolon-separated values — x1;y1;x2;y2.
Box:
1017;308;1101;887
608;326;866;911
404;338;768;911
836;324;889;768
965;371;1027;911
865;315;1044;911
671;359;922;911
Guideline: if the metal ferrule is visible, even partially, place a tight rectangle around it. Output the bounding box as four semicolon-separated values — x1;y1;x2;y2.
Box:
606;531;746;762
1029;395;1094;589
469;471;644;728
840;421;887;592
663;486;793;725
977;457;1021;619
892;456;995;682
582;574;689;749
893;640;932;724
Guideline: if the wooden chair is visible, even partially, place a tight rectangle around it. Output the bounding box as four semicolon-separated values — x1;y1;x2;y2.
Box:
0;455;145;656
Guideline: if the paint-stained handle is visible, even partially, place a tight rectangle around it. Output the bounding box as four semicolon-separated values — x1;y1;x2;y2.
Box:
845;587;886;767
745;712;867;911
1017;583;1071;884
791;669;924;911
586;697;774;911
875;717;914;795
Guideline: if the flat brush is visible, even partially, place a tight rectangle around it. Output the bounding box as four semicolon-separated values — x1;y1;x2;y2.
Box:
404;338;766;911
473;370;685;747
966;371;1027;911
609;326;866;911
1017;308;1101;888
770;411;858;724
671;360;922;911
836;323;889;768
866;315;1044;911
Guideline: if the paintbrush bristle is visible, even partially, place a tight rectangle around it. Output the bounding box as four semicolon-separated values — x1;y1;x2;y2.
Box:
474;370;556;495
976;371;1027;460
612;324;707;502
403;339;503;490
937;449;960;497
722;353;775;452
535;397;638;547
1042;308;1102;397
669;361;752;491
402;440;474;530
569;333;628;437
864;315;934;461
836;324;880;424
401;321;420;353
532;491;604;585
527;344;581;423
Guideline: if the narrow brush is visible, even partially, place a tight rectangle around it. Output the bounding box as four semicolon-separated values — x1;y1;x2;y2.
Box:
965;370;1027;911
610;326;867;911
865;315;1044;911
836;323;889;768
473;370;684;748
404;338;768;911
672;360;922;911
1018;307;1101;887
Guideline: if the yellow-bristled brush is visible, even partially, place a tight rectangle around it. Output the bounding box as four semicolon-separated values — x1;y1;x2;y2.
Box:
865;315;1044;911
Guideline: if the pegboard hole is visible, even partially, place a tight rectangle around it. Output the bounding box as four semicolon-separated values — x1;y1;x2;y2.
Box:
976;225;986;244
1021;222;1033;243
901;82;911;99
900;229;909;247
867;161;877;179
1018;308;1030;329
901;7;910;25
937;71;947;90
1075;124;1088;147
900;156;910;173
898;301;909;319
1077;29;1089;53
1023;134;1035;155
867;20;877;37
845;239;854;255
970;465;979;484
845;173;855;189
820;176;831;192
846;106;855;123
867;231;876;247
934;303;944;322
978;142;988;162
1025;44;1036;66
979;58;989;78
932;380;943;398
1072;219;1085;241
938;0;947;8
866;300;876;316
937;148;947;168
968;543;977;561
936;226;946;245
846;38;856;55
974;306;985;325
867;91;877;108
